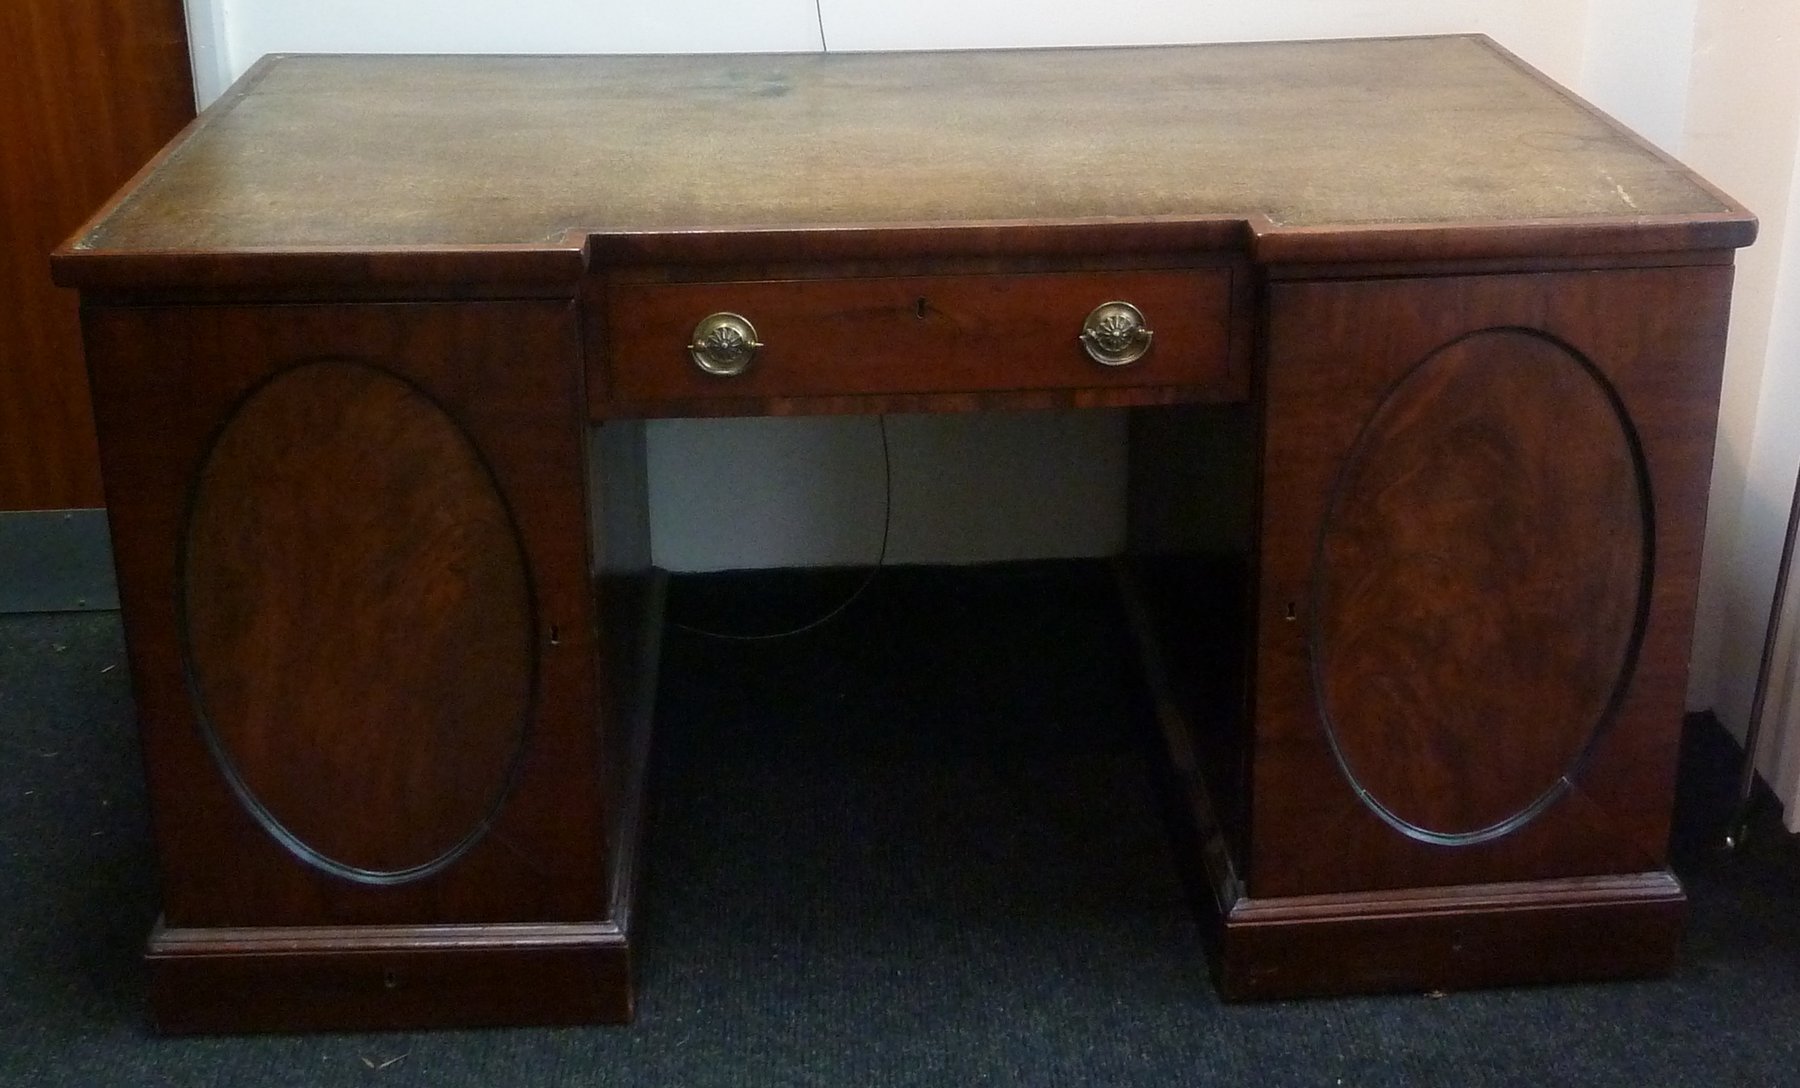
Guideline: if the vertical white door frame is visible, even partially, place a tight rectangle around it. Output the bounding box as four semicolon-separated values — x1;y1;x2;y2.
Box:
184;0;234;107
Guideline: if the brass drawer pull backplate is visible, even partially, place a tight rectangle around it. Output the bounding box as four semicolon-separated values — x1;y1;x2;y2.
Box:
1080;301;1153;366
688;312;763;376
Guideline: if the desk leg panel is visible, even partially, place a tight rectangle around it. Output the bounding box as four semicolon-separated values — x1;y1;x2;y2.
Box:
1121;555;1691;999
82;301;646;1029
1252;266;1729;897
1239;266;1730;989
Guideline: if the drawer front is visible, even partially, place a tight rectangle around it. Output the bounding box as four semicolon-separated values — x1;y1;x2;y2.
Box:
604;268;1240;406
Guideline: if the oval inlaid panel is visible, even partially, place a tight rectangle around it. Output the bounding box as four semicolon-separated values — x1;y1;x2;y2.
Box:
1311;329;1648;844
182;360;534;882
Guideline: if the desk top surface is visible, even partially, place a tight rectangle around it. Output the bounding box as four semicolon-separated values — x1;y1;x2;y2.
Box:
62;35;1752;277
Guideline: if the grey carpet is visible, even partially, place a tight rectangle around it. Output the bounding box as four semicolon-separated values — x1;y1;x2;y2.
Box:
3;562;1798;1086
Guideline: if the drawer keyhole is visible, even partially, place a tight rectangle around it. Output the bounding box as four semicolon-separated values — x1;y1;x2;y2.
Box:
915;297;929;320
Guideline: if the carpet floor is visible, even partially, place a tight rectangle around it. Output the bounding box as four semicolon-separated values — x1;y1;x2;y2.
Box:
3;561;1798;1086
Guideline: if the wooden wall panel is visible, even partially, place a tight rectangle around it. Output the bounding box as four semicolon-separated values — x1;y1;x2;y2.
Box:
0;0;192;510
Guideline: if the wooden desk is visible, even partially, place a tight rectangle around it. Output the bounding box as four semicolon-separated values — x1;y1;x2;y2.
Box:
53;36;1756;1032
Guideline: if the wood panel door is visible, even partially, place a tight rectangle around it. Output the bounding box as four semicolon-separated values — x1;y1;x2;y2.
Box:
0;0;192;510
1253;266;1733;898
82;302;610;927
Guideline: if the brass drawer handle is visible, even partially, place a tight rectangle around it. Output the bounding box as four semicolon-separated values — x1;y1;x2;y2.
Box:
1080;301;1153;366
688;312;763;376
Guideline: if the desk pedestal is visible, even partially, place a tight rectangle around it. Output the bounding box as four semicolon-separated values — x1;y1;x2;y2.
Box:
1133;264;1730;998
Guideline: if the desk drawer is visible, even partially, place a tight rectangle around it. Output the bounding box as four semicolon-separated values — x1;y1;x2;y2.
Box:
603;268;1241;408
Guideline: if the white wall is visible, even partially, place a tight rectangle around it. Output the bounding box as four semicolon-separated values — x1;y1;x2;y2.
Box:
646;414;1127;571
195;0;1586;79
186;1;821;103
185;1;1800;817
1578;0;1700;150
1759;149;1800;827
1675;0;1800;829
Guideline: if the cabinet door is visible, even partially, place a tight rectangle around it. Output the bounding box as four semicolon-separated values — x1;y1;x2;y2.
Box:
85;302;608;926
1253;267;1731;897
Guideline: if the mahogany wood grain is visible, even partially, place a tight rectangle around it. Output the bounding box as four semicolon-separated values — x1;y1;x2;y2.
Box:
1263;248;1736;283
594;385;1235;423
1247;217;1751;266
84;302;612;927
53;246;589;298
0;0;191;508
182;360;535;879
1120;559;1689;998
1215;872;1686;1000
589;421;660;894
1313;329;1646;842
1115;558;1252;898
147;921;631;1032
604;250;1241;288
591;221;1250;270
601;268;1242;414
1254;265;1734;898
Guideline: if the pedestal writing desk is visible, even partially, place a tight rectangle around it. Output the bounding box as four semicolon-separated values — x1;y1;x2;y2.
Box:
54;36;1756;1032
